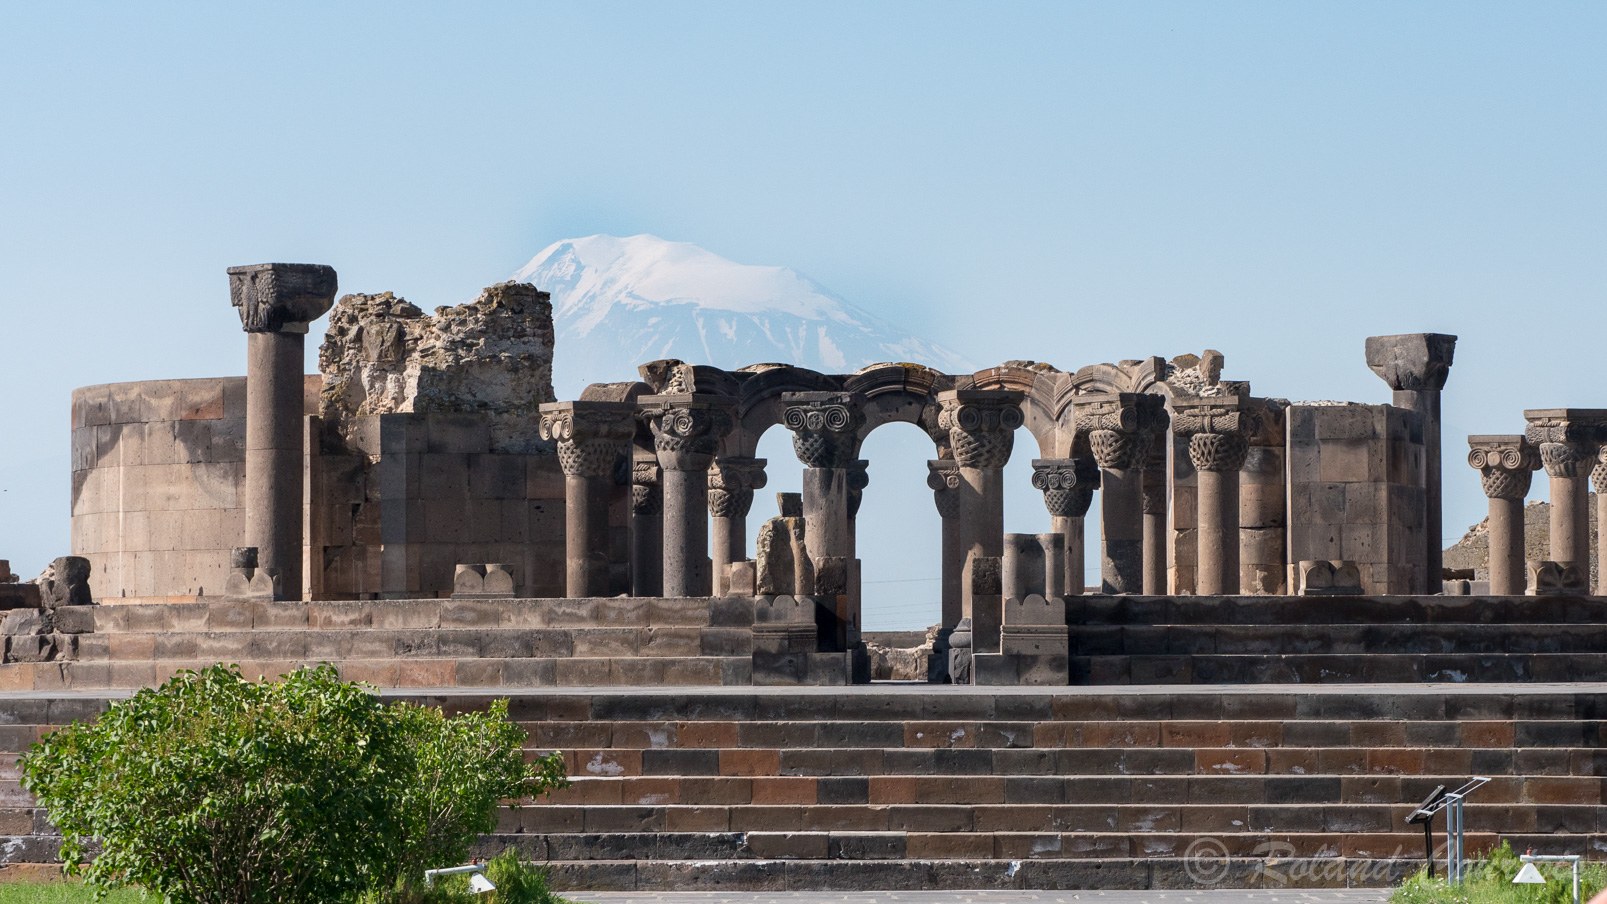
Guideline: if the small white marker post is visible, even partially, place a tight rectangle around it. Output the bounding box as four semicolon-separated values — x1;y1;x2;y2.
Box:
1516;854;1580;904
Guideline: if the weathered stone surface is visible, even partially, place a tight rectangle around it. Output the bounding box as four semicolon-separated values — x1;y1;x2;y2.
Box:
1364;333;1457;392
755;517;813;596
319;283;555;452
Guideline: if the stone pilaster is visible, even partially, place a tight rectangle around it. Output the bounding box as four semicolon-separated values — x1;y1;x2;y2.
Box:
630;460;663;596
540;401;637;598
1032;457;1099;596
1367;333;1456;591
1075;392;1167;594
1173;398;1259;596
939;389;1024;653
641;393;736;597
1595;449;1607;596
1468;435;1540;596
1524;409;1607;576
709;457;767;596
229;262;338;601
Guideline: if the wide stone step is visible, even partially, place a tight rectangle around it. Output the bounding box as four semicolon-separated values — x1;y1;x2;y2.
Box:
522;718;1602;750
486;830;1538;862
537;774;1600;808
0;657;753;690
500;803;1607;835
1072;624;1607;655
86;597;749;633
515;855;1426;891
548;745;1607;778
1070;594;1603;627
70;626;752;662
1074;653;1607;683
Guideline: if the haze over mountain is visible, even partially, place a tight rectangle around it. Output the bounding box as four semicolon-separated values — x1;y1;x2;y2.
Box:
513;234;974;396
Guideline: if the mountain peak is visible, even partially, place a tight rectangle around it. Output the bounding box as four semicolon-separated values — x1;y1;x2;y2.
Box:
514;235;974;397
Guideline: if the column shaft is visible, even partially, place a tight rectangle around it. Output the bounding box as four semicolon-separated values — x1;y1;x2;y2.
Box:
631;492;663;596
564;474;610;597
1196;467;1241;595
1396;388;1442;591
661;467;709;596
1053;515;1085;596
1142;509;1166;594
1488;496;1524;596
710;513;744;596
1551;473;1590;570
960;466;1005;650
244;331;306;600
1100;467;1143;594
801;467;851;559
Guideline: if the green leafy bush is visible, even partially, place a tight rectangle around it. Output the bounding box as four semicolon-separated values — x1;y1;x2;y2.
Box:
22;664;567;904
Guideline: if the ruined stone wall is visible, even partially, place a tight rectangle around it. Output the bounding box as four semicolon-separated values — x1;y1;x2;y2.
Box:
309;283;566;599
69;376;315;602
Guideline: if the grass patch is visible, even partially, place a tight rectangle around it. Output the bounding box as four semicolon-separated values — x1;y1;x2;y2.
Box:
0;882;148;903
1394;841;1607;904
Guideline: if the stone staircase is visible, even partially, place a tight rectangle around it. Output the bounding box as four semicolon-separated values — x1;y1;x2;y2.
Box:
0;598;754;691
1067;594;1607;683
4;686;1605;888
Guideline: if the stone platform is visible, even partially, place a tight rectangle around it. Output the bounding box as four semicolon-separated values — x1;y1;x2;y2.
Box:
3;684;1604;889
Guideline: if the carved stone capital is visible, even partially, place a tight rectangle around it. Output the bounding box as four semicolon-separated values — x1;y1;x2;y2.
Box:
1074;393;1166;471
1173;398;1260;473
1365;333;1457;392
708;457;768;519
1467;435;1540;500
539;401;637;480
1524;410;1607;478
1594;448;1607;496
928;460;962;519
640;393;736;471
937;390;1024;469
781;392;866;469
1031;457;1099;518
228;263;338;333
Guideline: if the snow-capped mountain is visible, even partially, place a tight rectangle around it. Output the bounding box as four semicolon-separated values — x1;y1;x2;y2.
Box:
513;234;975;397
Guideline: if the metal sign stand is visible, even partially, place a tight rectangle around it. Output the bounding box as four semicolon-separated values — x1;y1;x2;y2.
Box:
1402;777;1488;884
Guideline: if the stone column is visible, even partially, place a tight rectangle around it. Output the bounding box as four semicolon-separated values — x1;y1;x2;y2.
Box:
631;460;663;596
642;394;736;597
783;392;867;650
709;457;767;596
228;263;337;601
1075;393;1166;594
539;401;637;598
1141;440;1169;594
1524;410;1607;576
1468;436;1540;596
928;460;964;628
939;390;1025;651
1032;457;1099;596
1173;398;1260;596
1366;333;1457;591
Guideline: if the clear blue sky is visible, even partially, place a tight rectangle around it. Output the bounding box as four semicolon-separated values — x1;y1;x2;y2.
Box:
1;3;1603;605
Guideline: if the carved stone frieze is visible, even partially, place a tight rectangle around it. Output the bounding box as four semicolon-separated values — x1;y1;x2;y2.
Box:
1522;409;1607;478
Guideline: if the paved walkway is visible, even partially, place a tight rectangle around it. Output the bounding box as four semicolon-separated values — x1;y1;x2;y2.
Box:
577;891;1391;904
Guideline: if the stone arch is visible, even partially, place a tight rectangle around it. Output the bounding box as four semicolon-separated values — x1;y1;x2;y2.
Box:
726;364;842;458
969;362;1064;460
843;363;956;458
